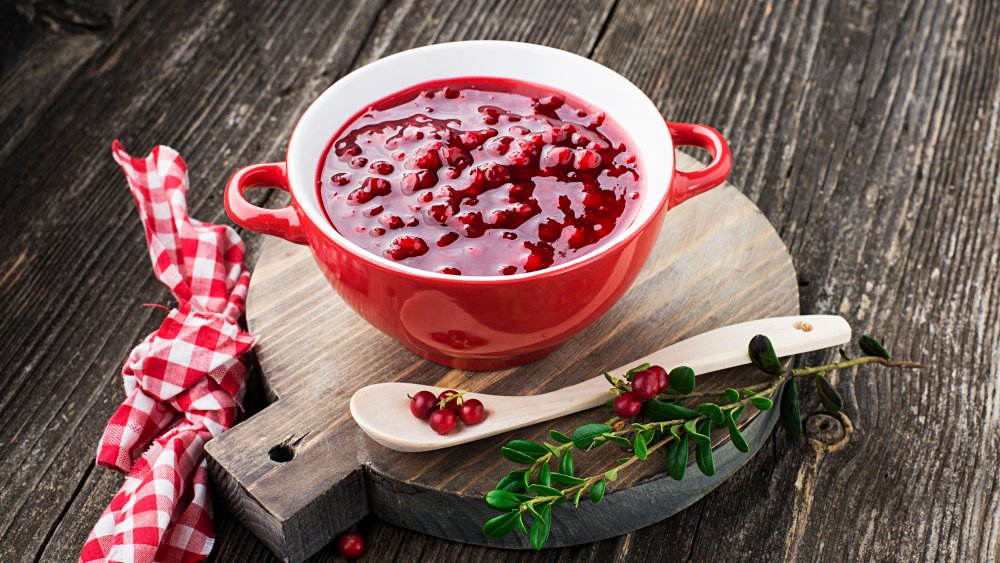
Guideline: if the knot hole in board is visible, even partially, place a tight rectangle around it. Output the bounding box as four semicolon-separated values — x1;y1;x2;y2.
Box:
268;433;309;463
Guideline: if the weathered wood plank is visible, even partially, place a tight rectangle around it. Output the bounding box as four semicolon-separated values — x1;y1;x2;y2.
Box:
0;0;133;163
1;0;998;561
0;0;387;560
591;0;1000;561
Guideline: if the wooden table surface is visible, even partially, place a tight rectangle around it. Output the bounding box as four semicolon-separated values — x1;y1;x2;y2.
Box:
2;1;997;561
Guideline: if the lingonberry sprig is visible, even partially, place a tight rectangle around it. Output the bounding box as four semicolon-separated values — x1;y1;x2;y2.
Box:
482;334;925;549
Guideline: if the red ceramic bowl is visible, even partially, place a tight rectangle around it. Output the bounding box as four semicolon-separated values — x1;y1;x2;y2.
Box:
225;41;731;370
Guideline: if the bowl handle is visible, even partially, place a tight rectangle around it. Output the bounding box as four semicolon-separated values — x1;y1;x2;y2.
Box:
225;162;308;244
666;122;732;208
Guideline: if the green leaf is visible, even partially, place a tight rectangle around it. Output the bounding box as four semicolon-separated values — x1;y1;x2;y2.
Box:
517;512;527;535
559;449;574;476
549;430;572;444
665;433;689;480
572;424;613;449
538;463;551;487
669;424;684;438
751;397;774;410
732;406;745;420
573;487;585;507
605;468;619;481
501;447;540;464
634;432;649;460
495;470;527;493
780;379;803;436
625;363;651;379
542;442;562;458
859;335;891;359
815;373;844;413
643;399;700;421
697;403;726;426
694;419;715;476
639;428;655;444
551;472;585;486
526;502;542;519
528;484;563;497
507;439;547;455
668;366;696;394
483;510;520;538
723;388;741;403
605;397;616;413
485;489;532;510
590;479;606;504
528;503;552;549
501;440;548;463
748;334;783;376
684;419;711;445
725;410;749;452
603;434;632;448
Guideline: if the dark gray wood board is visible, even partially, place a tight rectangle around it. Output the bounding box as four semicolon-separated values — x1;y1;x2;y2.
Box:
204;155;800;562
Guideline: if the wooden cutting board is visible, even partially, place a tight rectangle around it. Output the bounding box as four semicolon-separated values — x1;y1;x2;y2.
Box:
205;153;799;562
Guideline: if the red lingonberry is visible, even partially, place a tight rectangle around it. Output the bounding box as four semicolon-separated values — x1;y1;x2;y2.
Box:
630;370;659;400
649;365;669;393
541;146;573;168
409;390;437;420
370;160;395;175
437;389;462;412
613;392;643;419
337;532;366;559
459;398;485;424
429;409;457;434
384;235;428;261
574;148;602;170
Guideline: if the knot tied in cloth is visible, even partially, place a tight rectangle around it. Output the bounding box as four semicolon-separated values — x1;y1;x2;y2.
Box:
81;142;254;563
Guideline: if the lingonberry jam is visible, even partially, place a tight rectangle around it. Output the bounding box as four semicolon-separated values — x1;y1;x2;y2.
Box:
318;77;643;276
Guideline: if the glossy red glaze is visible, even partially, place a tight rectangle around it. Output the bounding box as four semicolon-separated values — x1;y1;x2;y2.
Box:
224;162;307;244
226;88;730;370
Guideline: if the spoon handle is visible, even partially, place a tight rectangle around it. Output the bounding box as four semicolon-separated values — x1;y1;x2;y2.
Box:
534;315;851;414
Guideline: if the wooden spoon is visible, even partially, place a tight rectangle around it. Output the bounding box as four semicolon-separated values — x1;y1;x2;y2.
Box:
350;315;850;452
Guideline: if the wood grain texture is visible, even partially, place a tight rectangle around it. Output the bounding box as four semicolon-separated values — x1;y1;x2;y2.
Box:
205;160;800;561
0;0;998;561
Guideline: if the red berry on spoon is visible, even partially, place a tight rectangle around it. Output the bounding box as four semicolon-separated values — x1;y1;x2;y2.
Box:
337;531;366;559
409;390;437;420
437;389;462;412
649;365;669;393
459;398;485;424
429;409;457;434
630;370;659;400
613;392;643;419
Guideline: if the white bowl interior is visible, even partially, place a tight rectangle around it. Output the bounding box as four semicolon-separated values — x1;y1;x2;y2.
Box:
287;40;672;280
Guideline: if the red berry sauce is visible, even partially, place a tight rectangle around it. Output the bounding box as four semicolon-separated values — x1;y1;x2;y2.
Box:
318;77;643;276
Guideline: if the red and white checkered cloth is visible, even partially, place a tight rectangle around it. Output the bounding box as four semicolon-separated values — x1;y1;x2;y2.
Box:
81;142;255;563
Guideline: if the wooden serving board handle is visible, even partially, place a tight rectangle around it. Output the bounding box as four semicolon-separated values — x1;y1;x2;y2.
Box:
205;153;802;562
